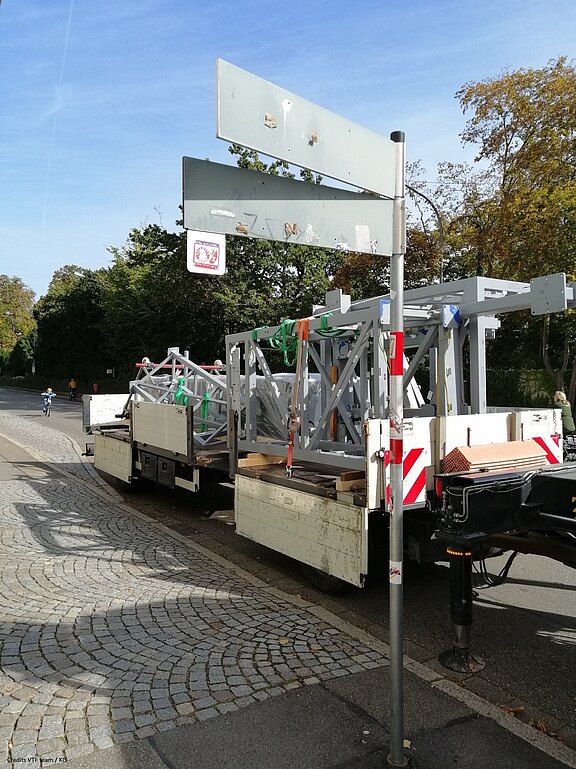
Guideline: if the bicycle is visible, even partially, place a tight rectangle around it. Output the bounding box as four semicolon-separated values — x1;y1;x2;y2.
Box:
41;390;56;416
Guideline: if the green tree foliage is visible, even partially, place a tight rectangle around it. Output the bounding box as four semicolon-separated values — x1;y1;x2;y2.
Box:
0;275;35;362
6;329;37;376
34;266;108;380
104;226;188;371
103;216;343;377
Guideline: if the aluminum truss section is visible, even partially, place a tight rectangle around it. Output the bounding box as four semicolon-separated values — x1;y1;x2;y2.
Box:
225;298;429;471
224;272;575;470
129;347;229;450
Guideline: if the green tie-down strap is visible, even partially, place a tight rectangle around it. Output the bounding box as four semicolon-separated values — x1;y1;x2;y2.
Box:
251;325;269;341
200;391;210;431
316;311;346;338
174;377;188;406
269;319;298;366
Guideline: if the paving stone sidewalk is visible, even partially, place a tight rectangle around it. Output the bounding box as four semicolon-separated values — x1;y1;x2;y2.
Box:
0;414;387;767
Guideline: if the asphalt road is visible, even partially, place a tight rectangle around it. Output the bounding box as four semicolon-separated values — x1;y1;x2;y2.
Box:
2;386;575;748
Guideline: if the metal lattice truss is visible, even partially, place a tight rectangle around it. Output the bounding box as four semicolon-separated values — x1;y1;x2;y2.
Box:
127;273;574;471
224;273;575;471
129;348;229;449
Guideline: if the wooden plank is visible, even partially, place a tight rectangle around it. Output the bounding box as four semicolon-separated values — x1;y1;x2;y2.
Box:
237;453;286;468
339;470;365;482
336;478;367;492
442;440;546;473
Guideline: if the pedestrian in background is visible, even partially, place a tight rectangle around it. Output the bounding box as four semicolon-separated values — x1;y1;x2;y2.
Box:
552;390;575;435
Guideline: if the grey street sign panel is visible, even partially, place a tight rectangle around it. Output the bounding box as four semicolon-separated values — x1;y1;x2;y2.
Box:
216;59;396;199
183;157;394;255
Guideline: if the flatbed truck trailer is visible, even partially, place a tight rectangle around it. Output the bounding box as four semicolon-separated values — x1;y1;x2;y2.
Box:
87;272;576;669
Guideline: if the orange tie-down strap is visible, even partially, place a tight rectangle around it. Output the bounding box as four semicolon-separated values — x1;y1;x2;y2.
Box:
297;318;309;341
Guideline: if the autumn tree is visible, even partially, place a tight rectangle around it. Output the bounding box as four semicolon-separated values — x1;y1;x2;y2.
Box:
454;58;576;398
455;56;576;281
0;275;35;360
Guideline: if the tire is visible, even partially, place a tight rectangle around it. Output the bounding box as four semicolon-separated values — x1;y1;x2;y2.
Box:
300;564;347;594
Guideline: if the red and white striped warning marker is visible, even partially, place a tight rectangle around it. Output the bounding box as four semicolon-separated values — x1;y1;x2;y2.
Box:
384;447;428;507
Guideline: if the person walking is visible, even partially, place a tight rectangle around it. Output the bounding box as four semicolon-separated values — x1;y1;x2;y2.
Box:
552;390;575;435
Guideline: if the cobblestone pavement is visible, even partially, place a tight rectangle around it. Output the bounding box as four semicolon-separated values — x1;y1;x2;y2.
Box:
0;414;387;766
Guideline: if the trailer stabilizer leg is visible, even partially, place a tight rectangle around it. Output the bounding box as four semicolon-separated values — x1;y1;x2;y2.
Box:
439;547;485;673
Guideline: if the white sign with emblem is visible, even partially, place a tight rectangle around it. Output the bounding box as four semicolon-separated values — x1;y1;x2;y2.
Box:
186;230;226;276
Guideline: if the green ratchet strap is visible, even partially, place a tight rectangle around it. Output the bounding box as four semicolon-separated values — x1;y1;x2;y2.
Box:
174;376;189;406
251;325;269;341
200;392;210;431
269;319;298;366
316;312;346;338
253;315;346;365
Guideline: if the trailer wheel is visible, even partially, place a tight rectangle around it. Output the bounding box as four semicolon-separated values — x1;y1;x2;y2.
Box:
300;564;346;594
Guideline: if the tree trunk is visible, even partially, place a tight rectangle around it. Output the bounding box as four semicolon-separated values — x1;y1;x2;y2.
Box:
568;357;576;408
541;315;569;391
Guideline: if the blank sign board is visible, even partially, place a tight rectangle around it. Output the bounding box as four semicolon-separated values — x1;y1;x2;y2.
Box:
182;157;394;256
530;273;567;315
216;59;396;199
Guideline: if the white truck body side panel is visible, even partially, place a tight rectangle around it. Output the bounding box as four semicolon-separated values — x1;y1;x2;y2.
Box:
437;412;512;467
94;434;132;482
82;394;130;433
366;417;436;510
132;402;190;457
512;408;563;463
235;474;368;587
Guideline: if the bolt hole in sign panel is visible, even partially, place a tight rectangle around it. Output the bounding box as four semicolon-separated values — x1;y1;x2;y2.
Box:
186;230;226;276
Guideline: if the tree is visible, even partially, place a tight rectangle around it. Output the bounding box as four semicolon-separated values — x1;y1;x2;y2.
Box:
34;266;108;380
430;58;576;402
0;275;35;357
456;56;576;281
6;330;37;376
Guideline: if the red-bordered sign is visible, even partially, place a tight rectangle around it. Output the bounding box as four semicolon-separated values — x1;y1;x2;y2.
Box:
186;230;226;276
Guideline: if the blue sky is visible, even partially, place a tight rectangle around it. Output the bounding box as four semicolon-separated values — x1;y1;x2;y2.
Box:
1;0;575;300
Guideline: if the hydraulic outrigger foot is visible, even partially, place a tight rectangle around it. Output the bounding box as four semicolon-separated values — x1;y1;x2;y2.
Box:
439;547;485;673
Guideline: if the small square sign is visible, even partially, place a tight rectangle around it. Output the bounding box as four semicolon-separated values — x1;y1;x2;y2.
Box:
186;230;226;275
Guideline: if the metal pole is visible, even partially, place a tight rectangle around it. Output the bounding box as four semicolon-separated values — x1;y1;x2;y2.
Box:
387;131;408;768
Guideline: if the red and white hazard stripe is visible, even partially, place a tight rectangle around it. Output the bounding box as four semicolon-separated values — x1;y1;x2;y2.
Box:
385;447;428;507
532;435;562;465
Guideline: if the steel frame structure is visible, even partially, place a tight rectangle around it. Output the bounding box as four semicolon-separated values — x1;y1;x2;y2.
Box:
125;273;573;473
129;349;229;451
224;273;574;471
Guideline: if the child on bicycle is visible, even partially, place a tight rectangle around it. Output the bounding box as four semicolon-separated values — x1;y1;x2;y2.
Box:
41;388;56;415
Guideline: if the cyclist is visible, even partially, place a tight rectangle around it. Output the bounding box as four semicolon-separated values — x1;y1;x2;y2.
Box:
67;377;78;401
41;388;56;416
